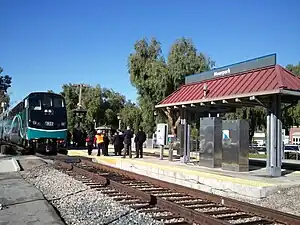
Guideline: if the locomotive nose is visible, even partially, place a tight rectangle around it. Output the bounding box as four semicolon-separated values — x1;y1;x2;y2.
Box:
44;108;54;115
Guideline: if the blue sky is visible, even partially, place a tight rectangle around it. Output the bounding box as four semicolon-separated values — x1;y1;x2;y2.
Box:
1;0;300;105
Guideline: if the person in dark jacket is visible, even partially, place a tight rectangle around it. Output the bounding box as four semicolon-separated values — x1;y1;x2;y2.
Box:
112;130;122;156
135;127;146;158
119;130;124;153
67;131;72;148
122;126;133;158
86;127;96;155
103;132;110;156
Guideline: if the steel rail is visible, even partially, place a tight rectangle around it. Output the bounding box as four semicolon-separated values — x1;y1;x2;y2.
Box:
55;159;231;225
80;159;300;225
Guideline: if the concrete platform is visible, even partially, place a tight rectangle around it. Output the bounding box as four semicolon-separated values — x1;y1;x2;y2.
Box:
68;149;300;200
0;172;65;225
136;147;300;165
131;147;300;170
0;154;20;173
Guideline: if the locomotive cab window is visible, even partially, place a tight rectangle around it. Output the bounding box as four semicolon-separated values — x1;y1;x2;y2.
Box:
29;98;41;110
42;96;52;107
53;98;64;107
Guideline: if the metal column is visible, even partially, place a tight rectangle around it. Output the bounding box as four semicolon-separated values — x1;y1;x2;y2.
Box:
266;95;282;177
178;108;185;155
181;123;190;163
179;107;191;163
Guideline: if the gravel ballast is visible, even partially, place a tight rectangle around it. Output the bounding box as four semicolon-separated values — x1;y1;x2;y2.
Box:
20;161;300;224
213;184;300;217
21;164;162;225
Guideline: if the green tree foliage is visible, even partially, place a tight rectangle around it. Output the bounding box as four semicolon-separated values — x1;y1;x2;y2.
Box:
128;38;166;134
101;88;126;127
119;101;142;133
285;62;300;129
286;62;300;76
0;67;12;107
225;107;266;142
190;125;199;140
128;37;213;135
165;38;214;135
168;38;213;90
82;84;102;127
61;84;126;132
61;84;80;130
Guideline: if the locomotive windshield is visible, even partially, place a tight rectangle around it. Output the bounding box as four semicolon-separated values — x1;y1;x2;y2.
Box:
30;96;64;110
28;94;67;130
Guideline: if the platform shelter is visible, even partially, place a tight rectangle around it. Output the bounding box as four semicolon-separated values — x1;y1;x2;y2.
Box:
155;54;300;177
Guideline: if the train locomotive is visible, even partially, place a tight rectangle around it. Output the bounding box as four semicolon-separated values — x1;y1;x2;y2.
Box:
0;92;68;154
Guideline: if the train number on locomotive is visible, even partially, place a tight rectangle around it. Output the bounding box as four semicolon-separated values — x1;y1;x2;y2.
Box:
45;121;54;126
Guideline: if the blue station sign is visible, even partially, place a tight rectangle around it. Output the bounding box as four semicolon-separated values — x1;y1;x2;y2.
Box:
185;53;276;84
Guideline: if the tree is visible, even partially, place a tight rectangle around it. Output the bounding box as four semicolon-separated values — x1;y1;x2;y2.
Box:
128;37;213;135
225;107;266;143
128;38;167;134
286;62;300;76
82;84;102;127
285;63;300;130
119;101;142;133
101;88;126;128
164;38;214;135
61;84;81;130
0;67;12;108
61;83;126;132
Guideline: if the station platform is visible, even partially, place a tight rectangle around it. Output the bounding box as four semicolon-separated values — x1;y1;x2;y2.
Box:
0;171;65;225
0;154;20;173
68;148;300;200
137;147;300;164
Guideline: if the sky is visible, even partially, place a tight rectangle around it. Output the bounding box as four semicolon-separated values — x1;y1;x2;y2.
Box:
1;0;300;105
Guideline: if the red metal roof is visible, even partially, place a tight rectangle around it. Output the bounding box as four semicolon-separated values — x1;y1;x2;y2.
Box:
156;65;300;108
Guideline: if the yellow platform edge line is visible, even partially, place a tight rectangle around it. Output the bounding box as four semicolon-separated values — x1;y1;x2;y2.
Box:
67;150;274;187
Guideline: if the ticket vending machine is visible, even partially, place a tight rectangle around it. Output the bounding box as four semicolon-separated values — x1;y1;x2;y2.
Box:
179;119;190;163
199;117;222;168
156;123;168;146
222;120;249;172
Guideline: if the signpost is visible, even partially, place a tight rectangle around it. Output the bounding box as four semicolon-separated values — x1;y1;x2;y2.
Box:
185;53;276;84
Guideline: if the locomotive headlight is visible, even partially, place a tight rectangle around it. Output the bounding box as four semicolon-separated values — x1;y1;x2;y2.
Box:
61;122;66;126
33;121;37;125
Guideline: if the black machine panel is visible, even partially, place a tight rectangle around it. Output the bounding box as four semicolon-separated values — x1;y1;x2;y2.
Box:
222;120;249;172
199;117;222;168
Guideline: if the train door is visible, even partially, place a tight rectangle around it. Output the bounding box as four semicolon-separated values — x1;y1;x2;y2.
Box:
10;117;21;144
24;99;29;138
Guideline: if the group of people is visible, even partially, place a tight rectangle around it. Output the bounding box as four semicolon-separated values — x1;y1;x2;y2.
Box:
85;126;147;158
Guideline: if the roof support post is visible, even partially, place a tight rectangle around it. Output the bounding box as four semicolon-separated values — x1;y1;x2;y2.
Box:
179;107;190;163
178;108;185;156
266;95;282;177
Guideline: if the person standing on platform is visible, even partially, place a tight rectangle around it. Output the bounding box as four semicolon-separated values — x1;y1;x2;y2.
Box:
119;130;124;153
95;130;104;156
135;127;146;158
122;126;133;158
112;130;122;156
103;131;110;156
86;127;96;155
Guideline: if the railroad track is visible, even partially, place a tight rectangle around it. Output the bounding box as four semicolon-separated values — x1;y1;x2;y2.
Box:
53;157;300;225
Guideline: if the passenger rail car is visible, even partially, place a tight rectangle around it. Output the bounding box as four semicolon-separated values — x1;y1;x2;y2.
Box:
0;92;68;154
